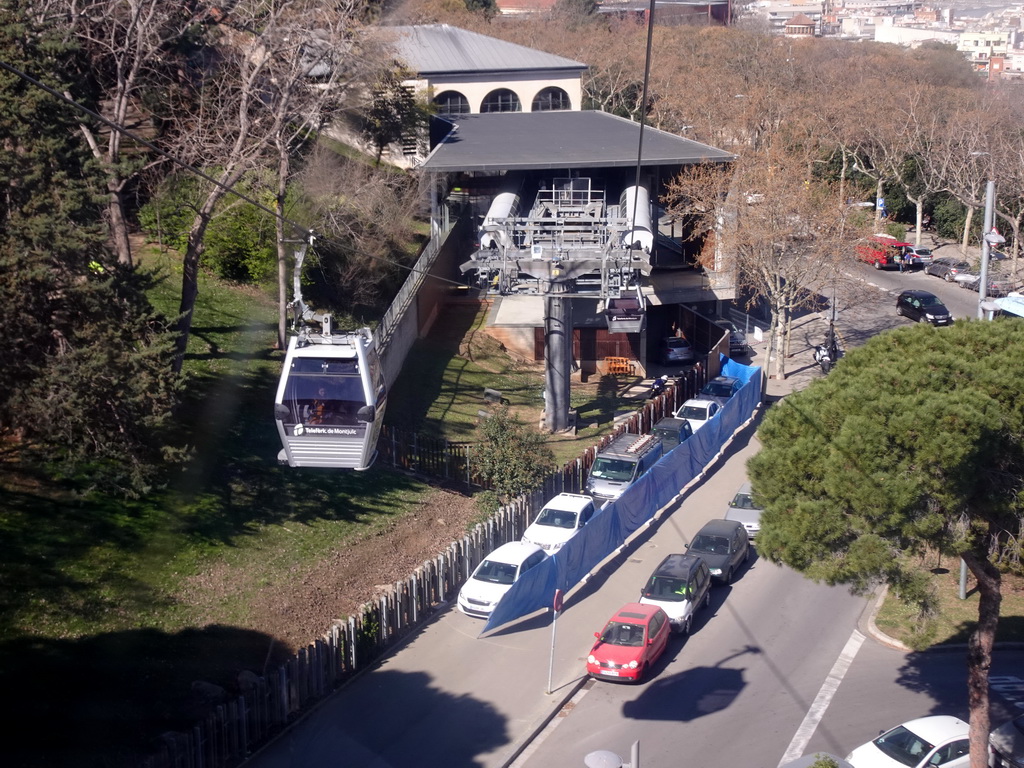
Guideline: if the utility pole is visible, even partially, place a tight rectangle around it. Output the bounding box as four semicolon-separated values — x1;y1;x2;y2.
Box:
977;181;995;319
977;180;1007;320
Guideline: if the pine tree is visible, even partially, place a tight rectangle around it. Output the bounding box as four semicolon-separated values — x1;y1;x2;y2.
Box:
0;0;181;495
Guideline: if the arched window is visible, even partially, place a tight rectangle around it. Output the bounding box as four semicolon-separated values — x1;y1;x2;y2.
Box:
480;88;522;113
532;87;571;112
433;90;470;115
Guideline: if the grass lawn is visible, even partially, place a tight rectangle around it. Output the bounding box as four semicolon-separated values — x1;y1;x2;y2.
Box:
386;300;648;467
0;240;647;767
874;555;1024;650
1;245;641;646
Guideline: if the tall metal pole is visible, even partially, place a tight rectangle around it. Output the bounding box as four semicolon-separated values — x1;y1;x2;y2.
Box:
977;180;995;319
545;288;572;433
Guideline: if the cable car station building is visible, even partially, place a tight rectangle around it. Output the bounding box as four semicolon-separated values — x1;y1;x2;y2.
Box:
380;25;739;429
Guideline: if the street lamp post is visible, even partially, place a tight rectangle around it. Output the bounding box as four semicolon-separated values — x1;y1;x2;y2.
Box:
977;180;1007;320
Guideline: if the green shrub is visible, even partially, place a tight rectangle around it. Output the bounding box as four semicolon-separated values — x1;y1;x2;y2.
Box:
139;172;279;283
138;173;199;252
203;199;277;282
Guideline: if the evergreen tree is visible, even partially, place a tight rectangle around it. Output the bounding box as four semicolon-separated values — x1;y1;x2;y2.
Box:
0;0;181;495
750;320;1024;768
360;66;433;165
464;0;499;17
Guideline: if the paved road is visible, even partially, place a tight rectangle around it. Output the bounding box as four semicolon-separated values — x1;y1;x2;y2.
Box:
515;635;1024;768
511;558;867;768
244;235;1010;768
751;239;989;398
246;419;852;768
801;645;1024;760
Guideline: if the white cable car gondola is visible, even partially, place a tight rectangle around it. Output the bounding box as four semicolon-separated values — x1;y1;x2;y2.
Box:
619;184;654;253
274;317;386;470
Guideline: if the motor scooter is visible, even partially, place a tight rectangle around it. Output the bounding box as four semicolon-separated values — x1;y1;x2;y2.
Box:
813;344;833;374
647;376;667;399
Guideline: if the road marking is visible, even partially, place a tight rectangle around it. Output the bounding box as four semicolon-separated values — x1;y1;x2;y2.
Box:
777;629;865;767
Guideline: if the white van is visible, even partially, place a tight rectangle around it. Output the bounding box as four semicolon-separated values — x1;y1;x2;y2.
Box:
584;432;663;504
521;493;597;553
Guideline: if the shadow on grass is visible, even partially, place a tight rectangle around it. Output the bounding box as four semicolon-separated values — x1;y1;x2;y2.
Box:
941;614;1024;645
0;361;422;640
386;303;548;441
185;321;280;360
572;373;625;430
167;365;422;537
0;624;289;768
386;303;487;432
0;485;167;639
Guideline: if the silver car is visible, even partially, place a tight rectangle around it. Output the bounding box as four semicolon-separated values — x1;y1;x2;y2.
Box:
991;714;1024;768
724;482;762;539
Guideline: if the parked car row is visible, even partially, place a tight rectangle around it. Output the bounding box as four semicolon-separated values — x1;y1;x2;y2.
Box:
457;491;601;617
856;235;935;270
920;255;1021;297
671;374;740;433
954;269;1019;297
586;514;753;684
925;256;971;282
658;317;751;369
457;362;764;692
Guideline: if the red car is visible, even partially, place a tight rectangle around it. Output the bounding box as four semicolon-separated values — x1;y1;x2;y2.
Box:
586;602;671;683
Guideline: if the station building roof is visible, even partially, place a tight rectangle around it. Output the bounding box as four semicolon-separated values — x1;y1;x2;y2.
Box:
381;24;587;76
421;111;735;173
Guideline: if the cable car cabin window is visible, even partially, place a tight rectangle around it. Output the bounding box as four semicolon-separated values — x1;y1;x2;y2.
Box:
281;364;367;426
291;358;360;376
291;377;365;426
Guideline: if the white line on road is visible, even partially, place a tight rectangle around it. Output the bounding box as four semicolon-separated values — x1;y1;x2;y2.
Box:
777;629;866;767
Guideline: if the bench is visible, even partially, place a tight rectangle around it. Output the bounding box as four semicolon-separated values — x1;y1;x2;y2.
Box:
605;357;636;376
483;387;510;405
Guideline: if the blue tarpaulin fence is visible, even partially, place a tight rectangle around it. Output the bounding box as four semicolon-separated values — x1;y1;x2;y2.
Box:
482;358;763;634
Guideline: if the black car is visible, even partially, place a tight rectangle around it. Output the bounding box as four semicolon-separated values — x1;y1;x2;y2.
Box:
925;256;971;282
896;290;952;326
651;416;693;451
685;518;750;584
699;376;742;403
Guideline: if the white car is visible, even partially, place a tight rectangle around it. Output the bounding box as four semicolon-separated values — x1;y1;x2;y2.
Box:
781;754;855;768
724;482;762;539
673;397;721;432
457;541;547;618
846;715;973;768
521;492;597;553
904;245;934;267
